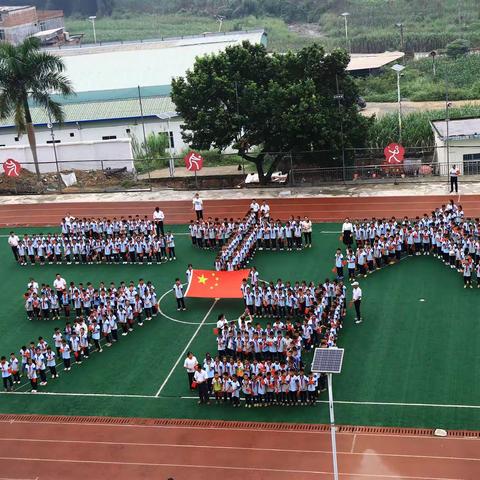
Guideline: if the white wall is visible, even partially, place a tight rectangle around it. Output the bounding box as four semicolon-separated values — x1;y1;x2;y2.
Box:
433;133;480;175
0;139;134;174
0;118;188;156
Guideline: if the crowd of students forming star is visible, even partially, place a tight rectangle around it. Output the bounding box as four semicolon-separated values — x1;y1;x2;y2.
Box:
7;214;177;265
1;275;160;393
189;199;313;271
336;199;480;288
184;269;345;406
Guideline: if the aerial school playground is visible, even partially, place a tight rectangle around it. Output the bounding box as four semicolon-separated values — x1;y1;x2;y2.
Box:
0;190;478;479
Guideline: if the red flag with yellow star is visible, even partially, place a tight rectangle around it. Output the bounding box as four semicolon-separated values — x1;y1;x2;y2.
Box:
185;269;250;299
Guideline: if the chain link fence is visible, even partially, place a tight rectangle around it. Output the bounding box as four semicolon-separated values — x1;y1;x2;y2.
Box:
2;145;480;194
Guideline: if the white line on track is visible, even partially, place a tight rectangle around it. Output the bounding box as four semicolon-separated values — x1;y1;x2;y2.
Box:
2;389;480;411
154;299;218;397
0;438;478;462
0;457;463;480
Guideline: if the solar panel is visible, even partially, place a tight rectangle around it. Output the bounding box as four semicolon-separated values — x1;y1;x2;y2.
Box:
311;348;344;373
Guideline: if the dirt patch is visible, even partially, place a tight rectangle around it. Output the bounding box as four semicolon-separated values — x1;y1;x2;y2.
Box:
0;169;144;194
288;23;325;38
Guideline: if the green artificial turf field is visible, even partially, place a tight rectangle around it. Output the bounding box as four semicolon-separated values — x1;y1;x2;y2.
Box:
0;224;479;430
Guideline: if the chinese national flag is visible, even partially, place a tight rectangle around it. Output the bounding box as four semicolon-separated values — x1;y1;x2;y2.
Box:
185;269;250;299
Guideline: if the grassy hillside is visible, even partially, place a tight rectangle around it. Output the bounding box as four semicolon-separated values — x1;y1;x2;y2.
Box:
63;1;480;53
65;14;316;52
357;55;480;102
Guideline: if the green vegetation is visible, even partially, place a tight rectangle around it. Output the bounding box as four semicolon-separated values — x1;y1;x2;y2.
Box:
172;42;370;183
62;1;480;54
5;1;479;53
367;105;480;149
357;55;480;102
0;37;74;179
65;14;313;52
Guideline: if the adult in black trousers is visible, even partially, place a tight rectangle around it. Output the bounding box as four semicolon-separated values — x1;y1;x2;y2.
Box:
450;165;459;193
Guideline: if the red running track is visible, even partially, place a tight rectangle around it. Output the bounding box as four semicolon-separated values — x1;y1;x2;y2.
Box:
0;416;478;480
0;194;476;226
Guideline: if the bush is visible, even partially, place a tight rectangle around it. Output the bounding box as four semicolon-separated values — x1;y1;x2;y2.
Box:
446;38;471;58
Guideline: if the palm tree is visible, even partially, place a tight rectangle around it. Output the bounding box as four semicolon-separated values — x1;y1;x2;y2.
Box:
0;37;74;179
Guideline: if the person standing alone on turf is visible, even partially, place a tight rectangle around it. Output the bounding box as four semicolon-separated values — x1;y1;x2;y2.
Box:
450;165;459;193
173;279;186;311
352;281;363;324
8;232;19;262
153;207;165;236
302;217;313;248
193;193;204;220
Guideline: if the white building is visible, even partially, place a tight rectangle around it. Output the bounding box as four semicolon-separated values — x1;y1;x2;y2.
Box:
0;30;267;171
431;117;480;175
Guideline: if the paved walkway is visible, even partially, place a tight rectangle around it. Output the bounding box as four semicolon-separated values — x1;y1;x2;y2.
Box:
139;164;249;179
0;180;474;205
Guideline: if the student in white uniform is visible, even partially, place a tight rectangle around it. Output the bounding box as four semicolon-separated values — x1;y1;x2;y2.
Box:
173;279;186;311
352;281;363;324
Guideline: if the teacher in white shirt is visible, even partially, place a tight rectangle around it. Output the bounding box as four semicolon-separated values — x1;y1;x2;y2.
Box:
342;218;353;247
194;364;210;405
8;232;19;261
153;207;165;236
352;281;363;324
192;193;204;220
183;352;198;391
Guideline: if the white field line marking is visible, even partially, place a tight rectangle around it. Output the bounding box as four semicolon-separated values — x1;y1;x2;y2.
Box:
0;438;478;463
2;389;480;411
0;457;463;480
179;396;480;409
157;283;218;326
154;299;218;397
0;418;477;441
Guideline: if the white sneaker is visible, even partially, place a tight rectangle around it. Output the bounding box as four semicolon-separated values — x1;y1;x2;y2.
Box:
355;319;363;324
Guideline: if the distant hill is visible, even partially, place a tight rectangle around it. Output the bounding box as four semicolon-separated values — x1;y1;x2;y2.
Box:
6;0;480;53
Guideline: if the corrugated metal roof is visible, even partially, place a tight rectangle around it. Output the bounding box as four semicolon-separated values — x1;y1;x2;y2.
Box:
47;30;266;93
431;117;480;140
0;95;178;128
347;51;405;71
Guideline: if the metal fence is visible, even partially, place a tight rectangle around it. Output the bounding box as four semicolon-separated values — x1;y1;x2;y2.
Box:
3;146;480;195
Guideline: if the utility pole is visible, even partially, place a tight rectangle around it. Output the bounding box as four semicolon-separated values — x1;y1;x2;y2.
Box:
396;23;405;64
334;75;346;183
340;12;350;52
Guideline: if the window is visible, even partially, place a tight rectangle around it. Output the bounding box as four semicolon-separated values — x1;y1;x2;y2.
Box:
159;131;175;148
46;140;61;144
102;135;117;140
126;128;131;134
0;30;5;41
14;136;18;142
40;21;46;31
463;153;480;161
70;132;75;137
0;144;5;147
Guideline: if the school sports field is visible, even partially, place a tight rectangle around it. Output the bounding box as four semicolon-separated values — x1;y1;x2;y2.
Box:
0;208;479;433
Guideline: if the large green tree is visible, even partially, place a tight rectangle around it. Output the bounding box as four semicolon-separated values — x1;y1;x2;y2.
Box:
0;37;74;178
172;41;370;183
